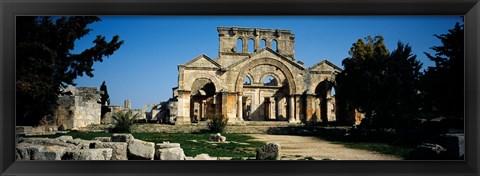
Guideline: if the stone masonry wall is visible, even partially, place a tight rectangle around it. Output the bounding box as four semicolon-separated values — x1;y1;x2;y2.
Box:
56;87;101;130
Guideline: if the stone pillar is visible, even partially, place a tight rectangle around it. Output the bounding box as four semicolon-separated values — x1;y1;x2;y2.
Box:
269;97;276;120
237;93;243;120
295;95;302;122
242;39;248;53
305;94;315;123
221;91;238;122
288;96;295;123
124;99;131;109
175;90;191;125
315;98;321;122
201;100;206;121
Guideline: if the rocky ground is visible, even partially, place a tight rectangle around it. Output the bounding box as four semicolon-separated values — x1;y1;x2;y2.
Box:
248;134;403;160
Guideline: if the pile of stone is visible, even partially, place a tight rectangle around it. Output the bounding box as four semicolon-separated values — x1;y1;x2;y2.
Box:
16;134;185;160
209;133;226;142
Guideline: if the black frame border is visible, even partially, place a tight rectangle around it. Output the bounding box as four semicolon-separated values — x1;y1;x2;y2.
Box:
1;0;479;176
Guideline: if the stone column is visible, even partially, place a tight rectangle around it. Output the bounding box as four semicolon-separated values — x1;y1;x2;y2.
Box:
270;97;276;120
237;93;243;120
315;98;321;123
305;94;315;122
201;100;206;121
288;96;295;123
242;39;248;53
175;90;191;125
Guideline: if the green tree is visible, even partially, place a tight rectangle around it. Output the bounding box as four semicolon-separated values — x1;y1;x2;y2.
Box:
16;16;124;126
421;20;464;119
336;36;422;128
99;81;110;106
99;81;111;119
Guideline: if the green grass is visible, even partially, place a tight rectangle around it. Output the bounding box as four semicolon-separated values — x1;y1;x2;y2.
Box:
26;131;265;158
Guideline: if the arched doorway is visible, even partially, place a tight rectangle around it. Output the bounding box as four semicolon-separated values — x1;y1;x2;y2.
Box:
190;78;216;123
235;57;297;122
314;80;336;122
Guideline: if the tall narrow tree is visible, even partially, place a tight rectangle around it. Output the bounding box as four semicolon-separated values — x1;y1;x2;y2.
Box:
336;36;422;128
422;20;464;119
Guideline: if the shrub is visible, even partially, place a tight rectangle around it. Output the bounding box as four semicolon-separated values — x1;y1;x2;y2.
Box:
207;114;228;133
111;110;138;133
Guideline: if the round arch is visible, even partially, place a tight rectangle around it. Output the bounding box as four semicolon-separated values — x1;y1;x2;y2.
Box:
235;57;296;94
259;72;282;86
185;73;222;92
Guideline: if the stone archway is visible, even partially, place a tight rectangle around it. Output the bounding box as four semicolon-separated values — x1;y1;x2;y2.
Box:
314;79;336;123
235;57;296;94
189;78;217;123
235;57;297;122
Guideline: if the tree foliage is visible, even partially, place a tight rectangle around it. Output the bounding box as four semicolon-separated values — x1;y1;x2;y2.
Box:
336;36;423;128
111;110;138;133
16;16;124;126
99;81;110;106
421;21;464;118
207;114;229;133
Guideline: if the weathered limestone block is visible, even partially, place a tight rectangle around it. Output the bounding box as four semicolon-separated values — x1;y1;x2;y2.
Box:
256;143;281;160
94;137;112;142
16;143;66;160
155;143;181;149
62;148;112;160
15;143;66;160
155;148;186;160
155;143;186;160
95;142;128;160
19;137;77;149
127;139;155;160
55;135;74;141
209;133;226;142
193;153;217;160
111;133;135;142
65;138;99;149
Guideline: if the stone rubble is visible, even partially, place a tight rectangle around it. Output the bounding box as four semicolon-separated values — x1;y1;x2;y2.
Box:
209;133;227;142
16;133;267;161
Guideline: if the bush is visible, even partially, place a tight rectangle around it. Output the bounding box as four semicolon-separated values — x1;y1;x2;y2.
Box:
207;114;228;133
111;110;138;133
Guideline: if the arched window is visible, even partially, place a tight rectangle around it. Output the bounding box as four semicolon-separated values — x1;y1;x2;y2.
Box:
272;39;278;52
237;38;243;53
260;39;266;48
244;76;251;85
263;76;278;86
248;39;255;53
331;87;336;97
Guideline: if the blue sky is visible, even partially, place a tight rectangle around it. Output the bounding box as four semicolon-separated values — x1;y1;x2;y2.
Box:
73;16;462;109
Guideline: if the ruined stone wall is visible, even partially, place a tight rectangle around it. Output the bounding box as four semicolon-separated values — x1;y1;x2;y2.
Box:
217;27;295;62
56;87;101;130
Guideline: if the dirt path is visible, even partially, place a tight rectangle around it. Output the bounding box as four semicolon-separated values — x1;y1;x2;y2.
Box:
248;134;402;160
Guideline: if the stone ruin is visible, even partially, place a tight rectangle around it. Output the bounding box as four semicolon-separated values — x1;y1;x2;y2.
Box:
54;85;102;130
16;133;265;160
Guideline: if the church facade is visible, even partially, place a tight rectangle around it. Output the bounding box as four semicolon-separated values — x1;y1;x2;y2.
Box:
171;27;362;125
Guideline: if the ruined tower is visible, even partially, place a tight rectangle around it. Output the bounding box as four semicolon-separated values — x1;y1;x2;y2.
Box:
217;27;295;66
